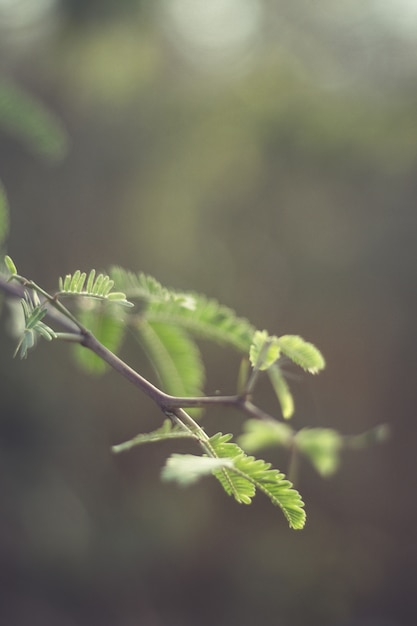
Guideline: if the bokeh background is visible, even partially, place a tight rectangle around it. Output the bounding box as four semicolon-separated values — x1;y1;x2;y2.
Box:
1;1;417;624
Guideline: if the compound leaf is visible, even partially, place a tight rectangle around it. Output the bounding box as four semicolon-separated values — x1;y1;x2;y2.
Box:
249;330;281;371
135;320;205;415
295;428;343;477
58;269;132;306
162;454;234;486
268;363;295;418
277;335;325;374
110;267;255;352
73;302;126;374
238;419;294;453
209;432;306;529
13;291;57;359
112;419;194;454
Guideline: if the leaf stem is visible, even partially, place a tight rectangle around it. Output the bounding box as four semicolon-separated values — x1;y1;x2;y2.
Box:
0;271;282;426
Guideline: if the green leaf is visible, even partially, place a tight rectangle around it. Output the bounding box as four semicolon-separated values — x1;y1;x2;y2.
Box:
73;302;126;374
110;267;176;304
249;330;281;371
209;433;306;529
209;433;256;504
267;364;295;418
295;428;343;477
234;455;306;529
58;269;132;306
112;419;194;454
0;81;68;161
146;294;255;352
4;255;17;276
162;454;234;486
0;181;9;248
110;267;255;352
238;419;294;453
135;320;205;416
277;335;325;374
13;292;57;358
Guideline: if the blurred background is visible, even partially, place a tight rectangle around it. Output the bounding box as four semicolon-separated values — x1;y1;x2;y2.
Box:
1;1;417;624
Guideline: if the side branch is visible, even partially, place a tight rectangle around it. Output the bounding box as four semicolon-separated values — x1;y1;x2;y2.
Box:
0;272;277;423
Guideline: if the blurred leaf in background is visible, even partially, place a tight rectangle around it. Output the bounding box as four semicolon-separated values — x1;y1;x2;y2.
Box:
0;81;68;161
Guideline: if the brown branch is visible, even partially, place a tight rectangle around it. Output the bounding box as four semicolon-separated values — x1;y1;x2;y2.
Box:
0;272;278;424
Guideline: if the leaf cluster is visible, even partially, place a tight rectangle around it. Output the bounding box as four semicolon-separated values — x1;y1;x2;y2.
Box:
0;80;68;161
13;291;57;359
0;180;388;529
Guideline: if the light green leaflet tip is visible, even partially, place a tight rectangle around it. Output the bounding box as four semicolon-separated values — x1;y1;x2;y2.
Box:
249;330;281;371
209;432;306;529
250;331;325;375
58;269;133;306
277;335;325;374
4;255;17;275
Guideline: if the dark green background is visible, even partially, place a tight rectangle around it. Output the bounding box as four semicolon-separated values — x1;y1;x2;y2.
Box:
1;1;416;624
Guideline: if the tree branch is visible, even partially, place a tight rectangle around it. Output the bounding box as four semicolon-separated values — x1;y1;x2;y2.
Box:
0;271;278;425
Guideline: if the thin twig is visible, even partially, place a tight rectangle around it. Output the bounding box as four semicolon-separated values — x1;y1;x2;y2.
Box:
0;272;278;424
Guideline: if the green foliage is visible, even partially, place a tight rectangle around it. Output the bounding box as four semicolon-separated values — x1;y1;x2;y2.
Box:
238;420;389;478
249;330;281;371
209;433;306;529
1;251;387;525
267;364;295;419
295;428;343;477
209;433;257;505
0;257;339;525
238;419;294;453
58;269;132;306
0;81;68;161
110;267;182;305
110;267;256;352
162;454;235;486
4;254;17;276
1;242;386;527
0;73;392;533
73;301;127;374
14;291;57;359
135;320;205;412
247;331;325;419
112;419;194;454
276;335;326;374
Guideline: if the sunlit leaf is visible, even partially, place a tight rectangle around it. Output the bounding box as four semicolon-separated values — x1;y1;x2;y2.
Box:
295;428;343;476
249;330;281;371
267;364;295;418
162;453;234;486
73;301;126;374
209;433;306;529
135;320;205;416
58;269;132;306
112;419;194;454
110;267;255;352
277;335;325;374
13;291;57;359
238;419;294;453
4;255;17;276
